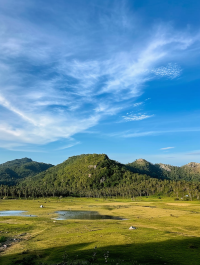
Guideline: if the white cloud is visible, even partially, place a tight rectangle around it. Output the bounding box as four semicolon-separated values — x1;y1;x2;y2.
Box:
160;147;175;150
56;142;80;150
122;114;154;121
151;63;182;79
0;2;199;150
133;102;143;107
0;94;38;126
115;128;200;138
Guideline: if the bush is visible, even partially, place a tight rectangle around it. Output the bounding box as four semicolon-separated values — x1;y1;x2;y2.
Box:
0;236;6;242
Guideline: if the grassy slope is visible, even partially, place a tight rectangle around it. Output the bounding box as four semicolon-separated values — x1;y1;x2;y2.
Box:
1;197;200;264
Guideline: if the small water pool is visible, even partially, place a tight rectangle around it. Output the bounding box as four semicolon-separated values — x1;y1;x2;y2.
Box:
0;211;36;217
54;210;124;220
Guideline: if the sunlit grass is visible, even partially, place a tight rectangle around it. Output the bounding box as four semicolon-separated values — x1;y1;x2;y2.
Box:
0;197;200;264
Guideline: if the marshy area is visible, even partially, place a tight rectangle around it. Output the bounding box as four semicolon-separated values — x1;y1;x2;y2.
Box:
0;197;200;264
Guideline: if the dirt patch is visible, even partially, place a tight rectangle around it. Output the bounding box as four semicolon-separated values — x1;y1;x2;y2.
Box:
166;203;191;206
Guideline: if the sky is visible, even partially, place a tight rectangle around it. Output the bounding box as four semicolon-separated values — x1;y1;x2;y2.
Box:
0;0;200;166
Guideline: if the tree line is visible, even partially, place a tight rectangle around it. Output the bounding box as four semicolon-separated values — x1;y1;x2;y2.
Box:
1;175;200;201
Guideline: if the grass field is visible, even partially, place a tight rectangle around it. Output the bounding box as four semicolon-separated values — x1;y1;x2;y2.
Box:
0;197;200;264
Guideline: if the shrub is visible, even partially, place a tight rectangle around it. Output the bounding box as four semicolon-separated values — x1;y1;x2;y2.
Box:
0;236;6;242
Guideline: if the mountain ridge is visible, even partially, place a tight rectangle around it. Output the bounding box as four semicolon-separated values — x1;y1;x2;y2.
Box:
0;158;54;186
1;155;200;187
0;154;200;199
127;158;200;182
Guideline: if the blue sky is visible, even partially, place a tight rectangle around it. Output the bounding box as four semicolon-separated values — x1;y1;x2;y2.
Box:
0;0;200;166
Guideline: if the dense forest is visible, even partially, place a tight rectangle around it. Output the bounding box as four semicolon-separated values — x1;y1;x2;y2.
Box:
127;158;200;182
0;158;53;185
0;154;200;200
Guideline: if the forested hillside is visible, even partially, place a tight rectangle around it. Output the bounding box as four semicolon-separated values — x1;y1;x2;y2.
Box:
0;158;54;185
9;154;199;200
126;159;165;179
127;159;200;182
19;154;145;196
0;154;200;200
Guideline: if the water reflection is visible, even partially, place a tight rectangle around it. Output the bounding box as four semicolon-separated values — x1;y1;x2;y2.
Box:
54;210;124;220
0;211;36;217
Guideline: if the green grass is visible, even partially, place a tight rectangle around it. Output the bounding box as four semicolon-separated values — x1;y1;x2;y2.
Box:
0;197;200;264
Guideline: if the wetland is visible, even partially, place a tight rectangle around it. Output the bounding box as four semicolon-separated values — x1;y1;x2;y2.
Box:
0;211;36;217
0;197;200;264
54;210;124;220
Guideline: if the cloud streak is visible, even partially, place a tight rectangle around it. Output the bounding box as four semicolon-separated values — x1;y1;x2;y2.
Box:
109;127;200;138
56;141;80;150
0;1;199;150
133;102;143;107
122;114;154;121
160;147;175;150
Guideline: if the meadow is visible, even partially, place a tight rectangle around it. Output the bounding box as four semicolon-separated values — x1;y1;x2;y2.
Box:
0;197;200;265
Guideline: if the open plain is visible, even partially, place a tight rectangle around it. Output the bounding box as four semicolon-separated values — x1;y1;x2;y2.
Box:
0;197;200;264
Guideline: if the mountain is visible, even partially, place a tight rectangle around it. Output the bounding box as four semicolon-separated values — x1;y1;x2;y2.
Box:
2;155;200;189
2;154;200;199
154;162;200;182
127;159;200;182
183;162;200;173
20;154;149;196
127;159;166;179
0;158;54;186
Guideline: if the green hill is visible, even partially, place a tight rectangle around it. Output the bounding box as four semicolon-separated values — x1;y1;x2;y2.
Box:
0;154;199;199
0;158;54;186
127;159;200;182
20;154;149;197
1;154;200;200
127;159;166;179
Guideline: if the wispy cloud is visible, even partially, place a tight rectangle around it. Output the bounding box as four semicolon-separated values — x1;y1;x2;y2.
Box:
133;102;143;107
151;63;182;79
160;147;175;150
110;127;200;138
186;150;200;156
56;141;80;150
0;1;199;150
122;114;154;121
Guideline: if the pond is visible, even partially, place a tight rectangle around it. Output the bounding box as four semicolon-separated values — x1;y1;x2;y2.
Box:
0;211;36;217
54;210;124;220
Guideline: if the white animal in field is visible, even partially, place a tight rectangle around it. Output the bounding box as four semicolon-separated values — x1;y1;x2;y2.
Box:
129;226;136;230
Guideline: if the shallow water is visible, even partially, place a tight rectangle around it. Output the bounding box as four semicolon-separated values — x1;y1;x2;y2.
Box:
54;210;124;220
0;210;36;217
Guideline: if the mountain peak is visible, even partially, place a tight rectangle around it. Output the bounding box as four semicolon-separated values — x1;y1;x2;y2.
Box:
135;158;154;166
0;158;53;186
1;157;33;167
135;158;148;163
185;162;200;168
